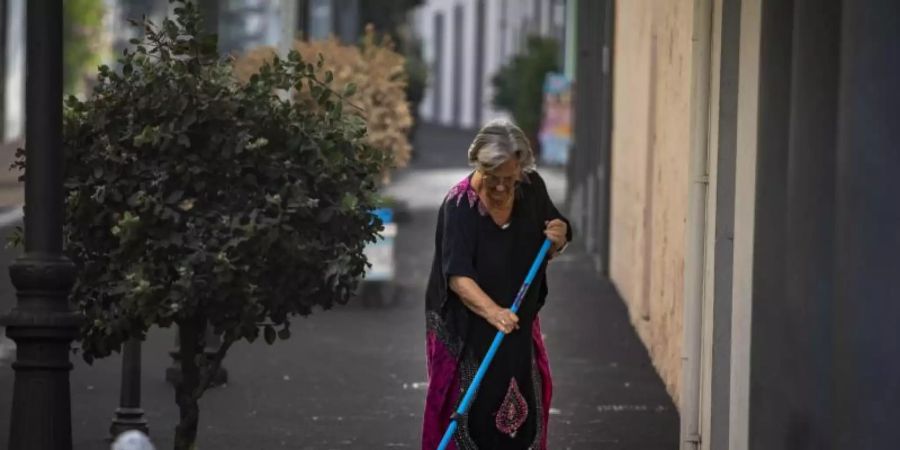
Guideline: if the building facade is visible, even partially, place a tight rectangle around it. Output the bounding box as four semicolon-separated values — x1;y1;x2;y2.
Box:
0;0;362;146
568;0;900;449
412;0;569;130
1;0;23;142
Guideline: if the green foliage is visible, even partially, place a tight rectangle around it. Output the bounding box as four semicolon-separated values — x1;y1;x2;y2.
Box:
491;36;560;146
36;2;387;361
403;37;427;125
27;4;388;447
63;0;105;94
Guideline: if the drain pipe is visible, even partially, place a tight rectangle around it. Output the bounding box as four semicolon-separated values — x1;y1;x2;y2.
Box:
681;0;715;449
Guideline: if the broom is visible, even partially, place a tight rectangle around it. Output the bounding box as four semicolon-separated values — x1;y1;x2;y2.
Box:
436;238;553;449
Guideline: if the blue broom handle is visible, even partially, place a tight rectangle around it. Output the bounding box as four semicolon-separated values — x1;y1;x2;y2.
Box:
436;239;553;450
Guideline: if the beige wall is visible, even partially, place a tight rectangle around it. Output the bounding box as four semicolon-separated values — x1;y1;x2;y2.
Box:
609;0;697;406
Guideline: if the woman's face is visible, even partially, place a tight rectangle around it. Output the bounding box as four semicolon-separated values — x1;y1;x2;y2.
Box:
480;159;521;205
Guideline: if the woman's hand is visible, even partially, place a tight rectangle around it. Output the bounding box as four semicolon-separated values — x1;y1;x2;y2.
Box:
486;306;520;334
545;218;568;253
450;276;520;334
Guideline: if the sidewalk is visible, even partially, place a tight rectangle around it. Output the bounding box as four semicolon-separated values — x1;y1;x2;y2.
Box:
0;124;678;449
390;123;679;449
539;250;679;448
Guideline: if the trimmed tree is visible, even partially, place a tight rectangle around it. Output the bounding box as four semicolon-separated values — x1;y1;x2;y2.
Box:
234;26;414;183
491;35;560;154
15;2;386;448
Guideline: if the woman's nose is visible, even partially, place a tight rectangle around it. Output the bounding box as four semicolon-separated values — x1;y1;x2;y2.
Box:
496;184;506;192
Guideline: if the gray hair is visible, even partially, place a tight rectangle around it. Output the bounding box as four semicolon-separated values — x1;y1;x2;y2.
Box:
467;119;536;172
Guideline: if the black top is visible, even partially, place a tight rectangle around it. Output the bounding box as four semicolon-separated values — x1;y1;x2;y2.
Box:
425;170;572;449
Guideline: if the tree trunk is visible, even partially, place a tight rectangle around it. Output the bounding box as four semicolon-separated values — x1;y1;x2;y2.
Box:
173;316;203;450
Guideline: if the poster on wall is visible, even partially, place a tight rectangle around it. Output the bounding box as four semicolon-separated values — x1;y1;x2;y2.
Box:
539;73;573;166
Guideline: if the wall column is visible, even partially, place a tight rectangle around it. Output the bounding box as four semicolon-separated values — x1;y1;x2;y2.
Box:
832;0;900;447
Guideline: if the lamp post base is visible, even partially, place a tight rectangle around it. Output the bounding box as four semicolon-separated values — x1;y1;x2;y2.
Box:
109;338;149;441
110;407;149;439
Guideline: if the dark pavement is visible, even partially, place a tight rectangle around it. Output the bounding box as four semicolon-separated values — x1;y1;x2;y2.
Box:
0;123;678;449
408;123;475;169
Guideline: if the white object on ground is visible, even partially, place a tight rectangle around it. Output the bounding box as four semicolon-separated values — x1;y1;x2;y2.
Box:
364;222;397;281
111;430;155;450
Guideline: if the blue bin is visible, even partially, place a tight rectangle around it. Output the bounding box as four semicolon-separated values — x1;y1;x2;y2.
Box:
365;207;397;283
372;207;394;225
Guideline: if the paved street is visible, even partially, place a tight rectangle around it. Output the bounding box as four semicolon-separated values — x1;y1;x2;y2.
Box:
0;124;678;449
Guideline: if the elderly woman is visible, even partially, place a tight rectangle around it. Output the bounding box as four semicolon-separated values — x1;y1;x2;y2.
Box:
422;120;573;450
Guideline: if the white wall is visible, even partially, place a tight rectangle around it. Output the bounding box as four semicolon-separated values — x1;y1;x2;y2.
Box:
483;0;506;123
540;0;551;35
217;0;290;55
413;7;434;119
728;0;762;448
439;2;454;124
4;0;25;141
459;1;476;129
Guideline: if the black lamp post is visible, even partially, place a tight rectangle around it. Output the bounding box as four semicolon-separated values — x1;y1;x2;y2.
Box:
110;338;149;439
0;1;78;450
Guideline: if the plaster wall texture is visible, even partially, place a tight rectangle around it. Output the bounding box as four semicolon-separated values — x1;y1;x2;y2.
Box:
609;0;695;406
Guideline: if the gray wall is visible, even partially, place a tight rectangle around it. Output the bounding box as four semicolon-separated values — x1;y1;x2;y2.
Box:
708;1;741;448
748;0;793;447
567;0;613;273
832;0;900;447
431;12;444;121
451;4;463;127
747;0;900;448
